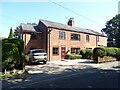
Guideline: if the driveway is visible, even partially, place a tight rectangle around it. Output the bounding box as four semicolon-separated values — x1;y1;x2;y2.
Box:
26;59;120;74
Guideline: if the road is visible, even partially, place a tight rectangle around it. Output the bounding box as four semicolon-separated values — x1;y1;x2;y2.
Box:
2;60;120;89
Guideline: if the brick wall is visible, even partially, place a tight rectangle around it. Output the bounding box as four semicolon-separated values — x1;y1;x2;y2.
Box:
23;32;42;53
48;28;107;61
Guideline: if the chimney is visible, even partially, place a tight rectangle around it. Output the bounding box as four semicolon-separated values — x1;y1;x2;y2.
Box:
67;17;75;26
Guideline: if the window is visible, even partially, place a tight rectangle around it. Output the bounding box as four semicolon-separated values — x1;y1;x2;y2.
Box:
71;34;80;41
96;36;99;42
53;47;59;55
71;48;80;54
86;35;90;42
59;32;65;40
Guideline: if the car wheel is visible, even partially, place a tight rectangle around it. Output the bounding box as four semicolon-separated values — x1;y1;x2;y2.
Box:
43;61;47;64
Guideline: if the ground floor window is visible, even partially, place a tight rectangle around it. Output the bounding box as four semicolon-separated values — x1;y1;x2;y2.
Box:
53;47;59;55
71;48;80;54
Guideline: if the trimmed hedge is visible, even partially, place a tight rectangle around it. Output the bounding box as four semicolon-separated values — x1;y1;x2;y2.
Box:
105;47;117;57
2;38;25;71
65;54;82;60
80;48;93;59
2;43;20;70
93;46;120;62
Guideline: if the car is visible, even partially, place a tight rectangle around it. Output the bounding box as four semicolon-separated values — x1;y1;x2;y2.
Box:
26;49;47;64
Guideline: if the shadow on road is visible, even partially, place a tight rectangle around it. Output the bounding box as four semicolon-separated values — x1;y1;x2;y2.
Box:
2;63;120;89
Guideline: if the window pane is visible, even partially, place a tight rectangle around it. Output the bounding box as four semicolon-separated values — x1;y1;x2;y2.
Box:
71;48;80;54
59;32;65;40
86;35;90;42
71;34;80;41
53;47;59;55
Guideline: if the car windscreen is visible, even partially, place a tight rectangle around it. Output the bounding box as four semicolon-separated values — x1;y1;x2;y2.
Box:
32;50;45;53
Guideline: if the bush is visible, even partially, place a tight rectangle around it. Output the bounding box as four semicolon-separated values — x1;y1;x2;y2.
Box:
2;38;25;70
116;48;120;61
93;47;106;60
105;47;117;57
2;43;20;70
65;54;82;60
80;48;93;59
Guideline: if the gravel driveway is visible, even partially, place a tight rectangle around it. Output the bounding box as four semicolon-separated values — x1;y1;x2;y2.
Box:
25;59;120;74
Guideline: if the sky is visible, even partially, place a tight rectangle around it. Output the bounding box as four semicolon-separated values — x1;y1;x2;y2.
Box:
0;0;120;38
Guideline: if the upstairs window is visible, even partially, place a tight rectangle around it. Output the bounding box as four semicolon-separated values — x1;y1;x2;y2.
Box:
59;32;65;40
86;35;90;42
71;34;80;41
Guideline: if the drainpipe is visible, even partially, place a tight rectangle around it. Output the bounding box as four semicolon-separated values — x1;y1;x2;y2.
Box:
48;28;52;61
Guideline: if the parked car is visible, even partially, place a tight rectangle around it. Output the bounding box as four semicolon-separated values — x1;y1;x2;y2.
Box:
25;49;47;64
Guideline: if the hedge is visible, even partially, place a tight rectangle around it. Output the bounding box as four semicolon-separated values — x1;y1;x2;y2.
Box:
2;38;25;70
64;54;82;60
93;46;120;62
80;48;93;59
2;43;20;70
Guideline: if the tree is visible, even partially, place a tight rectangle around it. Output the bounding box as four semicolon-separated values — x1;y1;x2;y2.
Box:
8;27;14;39
102;14;120;48
14;26;21;39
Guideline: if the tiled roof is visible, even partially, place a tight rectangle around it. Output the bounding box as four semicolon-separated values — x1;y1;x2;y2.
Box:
20;23;41;32
40;19;105;36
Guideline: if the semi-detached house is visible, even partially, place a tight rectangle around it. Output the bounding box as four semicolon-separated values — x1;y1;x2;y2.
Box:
17;18;107;61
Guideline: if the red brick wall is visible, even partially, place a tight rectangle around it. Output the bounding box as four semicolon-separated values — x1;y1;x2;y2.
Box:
47;28;107;61
22;32;42;53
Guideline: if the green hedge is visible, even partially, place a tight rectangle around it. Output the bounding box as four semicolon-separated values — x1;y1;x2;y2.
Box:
105;47;117;57
80;48;93;59
93;47;106;61
65;54;82;60
2;38;25;70
2;43;20;70
93;46;120;61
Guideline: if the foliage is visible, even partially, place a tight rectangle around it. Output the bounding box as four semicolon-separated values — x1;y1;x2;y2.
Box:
8;27;14;39
80;48;93;59
2;38;25;71
93;46;120;62
116;48;120;61
2;42;20;70
105;47;117;57
102;14;120;47
65;54;82;60
93;47;106;60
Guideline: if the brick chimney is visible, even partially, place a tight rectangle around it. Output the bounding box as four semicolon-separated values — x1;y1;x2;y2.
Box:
67;17;75;26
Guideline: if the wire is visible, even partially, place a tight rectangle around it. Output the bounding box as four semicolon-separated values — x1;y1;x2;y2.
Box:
48;0;104;27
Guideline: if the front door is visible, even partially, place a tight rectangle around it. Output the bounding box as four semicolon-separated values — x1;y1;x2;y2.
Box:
61;47;66;59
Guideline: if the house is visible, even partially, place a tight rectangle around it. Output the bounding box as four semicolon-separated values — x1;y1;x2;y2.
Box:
17;18;107;61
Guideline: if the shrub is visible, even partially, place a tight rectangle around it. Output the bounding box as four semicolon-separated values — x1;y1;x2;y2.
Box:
93;47;106;60
2;38;25;70
116;48;120;61
80;48;93;59
2;43;20;70
65;54;82;60
105;47;117;57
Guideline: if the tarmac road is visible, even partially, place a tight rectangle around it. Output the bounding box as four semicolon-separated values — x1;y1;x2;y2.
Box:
2;59;120;89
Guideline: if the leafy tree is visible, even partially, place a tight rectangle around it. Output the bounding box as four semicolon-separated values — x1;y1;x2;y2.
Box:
8;27;14;39
102;14;120;47
14;27;21;39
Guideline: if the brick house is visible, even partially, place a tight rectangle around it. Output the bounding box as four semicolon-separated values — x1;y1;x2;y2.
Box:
17;18;107;61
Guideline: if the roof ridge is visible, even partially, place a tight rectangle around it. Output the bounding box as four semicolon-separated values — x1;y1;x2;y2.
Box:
39;19;105;36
